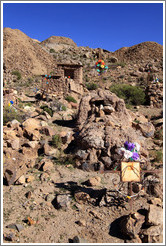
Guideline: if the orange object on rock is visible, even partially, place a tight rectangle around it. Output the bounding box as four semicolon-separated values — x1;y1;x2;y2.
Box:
27;217;36;226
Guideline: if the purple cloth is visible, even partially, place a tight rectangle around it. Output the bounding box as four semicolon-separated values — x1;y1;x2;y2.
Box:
124;141;135;151
132;152;139;160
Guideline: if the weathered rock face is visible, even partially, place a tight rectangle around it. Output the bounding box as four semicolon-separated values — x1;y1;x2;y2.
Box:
119;213;145;239
3;28;55;77
75;89;150;170
41;35;77;48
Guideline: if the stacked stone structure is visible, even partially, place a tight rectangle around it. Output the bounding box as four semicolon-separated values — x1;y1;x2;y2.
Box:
146;82;163;108
41;63;83;97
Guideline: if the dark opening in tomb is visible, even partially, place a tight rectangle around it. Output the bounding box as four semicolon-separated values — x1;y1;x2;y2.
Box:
93;100;104;107
64;69;74;79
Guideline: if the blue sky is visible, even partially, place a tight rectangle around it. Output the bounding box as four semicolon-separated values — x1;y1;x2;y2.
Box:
3;2;163;52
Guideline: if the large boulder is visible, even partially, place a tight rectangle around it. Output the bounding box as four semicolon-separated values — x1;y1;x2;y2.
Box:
75;89;150;170
3;152;28;185
119;213;145;239
22;118;41;131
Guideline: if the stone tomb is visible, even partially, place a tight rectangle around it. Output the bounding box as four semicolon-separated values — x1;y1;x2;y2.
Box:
41;63;83;97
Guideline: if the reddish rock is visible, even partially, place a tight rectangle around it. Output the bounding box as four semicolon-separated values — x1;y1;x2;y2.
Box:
22;146;38;159
40;126;56;137
120;213;145;239
70;102;78;109
22;118;41;130
3;154;27;185
42;160;54;172
87;176;101;186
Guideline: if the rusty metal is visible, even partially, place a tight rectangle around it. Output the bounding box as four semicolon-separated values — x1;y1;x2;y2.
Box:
141;169;158;173
99;170;121;174
99;160;158;211
129;182;133;212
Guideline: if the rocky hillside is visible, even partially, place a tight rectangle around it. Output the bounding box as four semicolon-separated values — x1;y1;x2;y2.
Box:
3;28;55;76
3;28;163;244
3;28;163;84
41;36;77;52
114;41;163;63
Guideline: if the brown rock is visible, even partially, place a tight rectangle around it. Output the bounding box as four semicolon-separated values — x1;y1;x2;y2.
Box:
8;119;20;128
76;219;86;227
44;143;60;156
16;175;26;185
40;172;50;182
75;89;149;170
147;204;163;226
59;131;73;144
40;126;56;137
23;128;41;141
26;175;35;183
87;176;101;186
99;109;105;117
22;118;41;130
103;106;115;114
120;213;145;239
74;192;90;204
3;128;17;140
88;148;98;165
148;198;162;207
141;225;163;243
89;210;102;219
3;154;27;185
70;102;78;109
135;114;148;123
138;122;155;138
43;111;52;119
22;146;38;159
7;139;20;150
42;160;54;172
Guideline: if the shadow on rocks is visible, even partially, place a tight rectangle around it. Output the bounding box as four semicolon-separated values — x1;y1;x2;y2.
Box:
54;181;107;206
52;119;77;128
109;215;131;240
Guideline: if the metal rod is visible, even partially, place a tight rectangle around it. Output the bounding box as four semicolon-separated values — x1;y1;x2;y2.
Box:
99;170;121;174
129;182;133;212
141;170;158;173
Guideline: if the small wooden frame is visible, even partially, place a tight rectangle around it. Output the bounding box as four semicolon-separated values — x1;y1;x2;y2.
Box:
121;162;140;182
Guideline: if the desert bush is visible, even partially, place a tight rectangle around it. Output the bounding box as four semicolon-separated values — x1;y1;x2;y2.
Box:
50;100;67;112
86;82;98;90
3;106;25;125
52;135;62;149
154;151;163;162
61;105;67;111
110;84;145;105
154;128;163;140
50;48;55;53
12;70;21;80
65;95;77;103
85;75;90;82
40;105;53;117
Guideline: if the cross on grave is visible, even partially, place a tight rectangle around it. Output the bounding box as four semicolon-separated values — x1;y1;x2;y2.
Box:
99;162;158;211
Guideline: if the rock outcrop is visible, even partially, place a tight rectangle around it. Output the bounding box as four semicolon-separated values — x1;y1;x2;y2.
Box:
75;89;152;170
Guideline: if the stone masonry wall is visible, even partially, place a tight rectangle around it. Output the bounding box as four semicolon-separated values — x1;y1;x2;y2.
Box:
146;82;163;108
